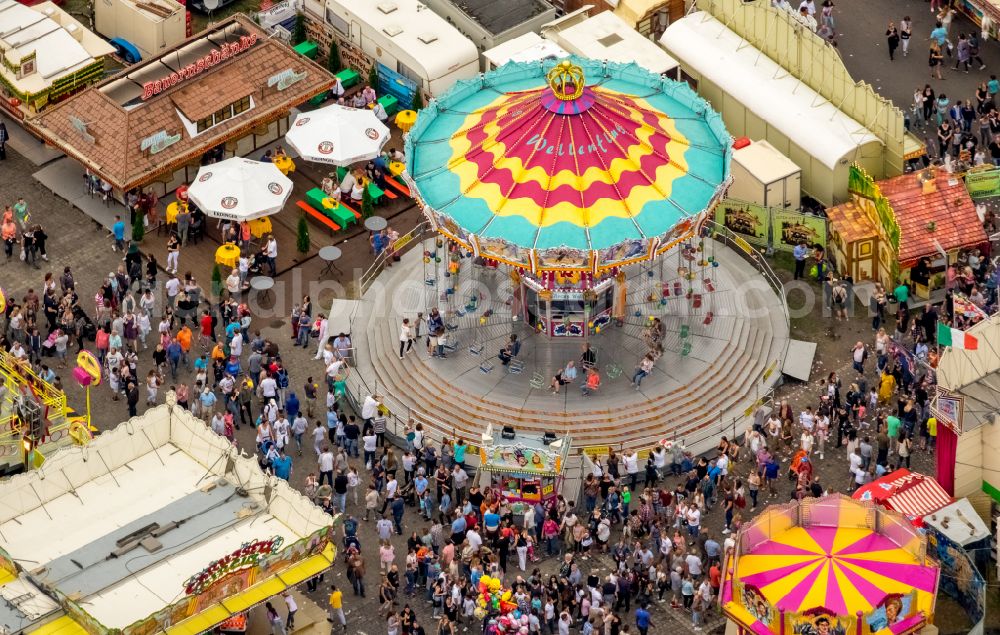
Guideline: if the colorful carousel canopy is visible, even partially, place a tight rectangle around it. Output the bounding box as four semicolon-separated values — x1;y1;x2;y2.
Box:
404;58;731;272
722;495;939;635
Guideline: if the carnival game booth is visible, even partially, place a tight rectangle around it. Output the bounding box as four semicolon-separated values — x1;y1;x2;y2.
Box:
27;14;335;199
721;494;940;635
405;57;731;338
827;166;988;296
478;426;571;515
851;469;954;526
0;393;336;635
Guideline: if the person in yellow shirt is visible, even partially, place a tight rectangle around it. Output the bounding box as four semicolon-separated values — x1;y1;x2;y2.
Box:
927;417;937;450
211;342;226;362
328;584;346;630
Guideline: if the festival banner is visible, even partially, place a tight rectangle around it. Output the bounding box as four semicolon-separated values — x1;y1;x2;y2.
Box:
931;386;965;434
335;36;373;78
482;443;562;474
864;590;920;634
786;609;854;635
716;199;769;247
771;208;828;253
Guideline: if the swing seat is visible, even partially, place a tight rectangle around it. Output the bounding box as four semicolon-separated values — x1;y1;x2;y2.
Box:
662;287;670;297
673;281;683;296
703;311;714;325
704;278;715;292
425;278;436;286
507;359;525;374
680;324;690;338
682;250;696;262
681;341;692;357
606;364;622;379
480;361;495;373
529;372;545;389
693;294;703;309
469;343;484;355
443;338;459;352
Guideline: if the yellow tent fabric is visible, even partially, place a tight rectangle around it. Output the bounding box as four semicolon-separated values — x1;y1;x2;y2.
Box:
26;616;89;635
165;544;336;635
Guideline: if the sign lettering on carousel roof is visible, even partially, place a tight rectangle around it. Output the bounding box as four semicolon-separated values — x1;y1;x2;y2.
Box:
141;33;259;101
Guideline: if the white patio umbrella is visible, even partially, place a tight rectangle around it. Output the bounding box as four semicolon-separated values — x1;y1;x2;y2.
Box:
187;158;293;221
285;104;390;166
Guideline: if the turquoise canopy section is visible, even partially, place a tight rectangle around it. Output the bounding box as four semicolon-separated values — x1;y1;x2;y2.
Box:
404;57;731;271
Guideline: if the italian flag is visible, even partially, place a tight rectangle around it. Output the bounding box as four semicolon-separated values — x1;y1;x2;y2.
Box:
938;322;978;350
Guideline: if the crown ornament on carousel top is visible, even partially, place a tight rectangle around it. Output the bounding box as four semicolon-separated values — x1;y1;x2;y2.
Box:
546;61;585;101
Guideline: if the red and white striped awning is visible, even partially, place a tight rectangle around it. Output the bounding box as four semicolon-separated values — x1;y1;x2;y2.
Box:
853;469;954;520
884;473;953;518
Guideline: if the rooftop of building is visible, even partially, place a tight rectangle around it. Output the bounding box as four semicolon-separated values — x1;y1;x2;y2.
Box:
0;395;334;631
448;0;554;34
27;14;334;190
0;0;115;96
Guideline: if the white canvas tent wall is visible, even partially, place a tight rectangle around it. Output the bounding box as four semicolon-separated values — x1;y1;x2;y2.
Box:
936;314;1000;501
659;11;883;205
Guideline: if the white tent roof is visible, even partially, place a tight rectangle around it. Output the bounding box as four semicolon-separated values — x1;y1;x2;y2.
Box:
0;0;114;96
482;32;569;68
546;10;678;75
659;11;880;170
936;313;1000;430
923;498;992;547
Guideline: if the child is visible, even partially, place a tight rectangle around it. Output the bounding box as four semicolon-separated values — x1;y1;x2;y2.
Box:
347;465;360;505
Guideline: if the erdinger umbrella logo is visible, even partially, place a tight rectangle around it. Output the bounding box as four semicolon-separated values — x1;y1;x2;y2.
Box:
317;141;335;155
198;172;212;182
365;127;380;140
295;117;310;126
221;197;238;209
267;182;283;195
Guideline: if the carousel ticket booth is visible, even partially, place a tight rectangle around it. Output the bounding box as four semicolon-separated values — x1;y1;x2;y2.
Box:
478;425;571;515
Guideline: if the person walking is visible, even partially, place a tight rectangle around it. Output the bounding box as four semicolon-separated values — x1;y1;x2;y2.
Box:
900;16;912;56
886;22;900;61
283;592;297;630
265;601;286;635
953;33;971;72
399;318;414;359
328;585;347;630
929;42;944;81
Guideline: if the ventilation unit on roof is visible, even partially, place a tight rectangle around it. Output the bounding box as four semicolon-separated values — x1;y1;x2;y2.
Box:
597;33;623;47
417;32;438;44
382;24;402;37
377;1;398;14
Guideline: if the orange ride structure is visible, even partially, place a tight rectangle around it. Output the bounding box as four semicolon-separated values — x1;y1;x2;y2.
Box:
721;494;940;635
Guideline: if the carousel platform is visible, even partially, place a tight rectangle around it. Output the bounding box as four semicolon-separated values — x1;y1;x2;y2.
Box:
348;240;789;456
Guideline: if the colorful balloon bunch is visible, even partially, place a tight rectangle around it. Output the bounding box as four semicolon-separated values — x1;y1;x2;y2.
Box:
474;575;516;621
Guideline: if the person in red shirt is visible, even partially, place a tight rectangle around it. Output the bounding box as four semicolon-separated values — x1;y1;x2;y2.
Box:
199;310;215;348
709;563;721;598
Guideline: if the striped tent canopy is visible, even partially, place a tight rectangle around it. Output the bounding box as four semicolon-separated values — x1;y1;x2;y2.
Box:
404;57;731;272
723;495;940;635
852;469;953;522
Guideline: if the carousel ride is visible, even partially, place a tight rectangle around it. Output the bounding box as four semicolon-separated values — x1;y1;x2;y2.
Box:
722;495;940;635
349;58;790;454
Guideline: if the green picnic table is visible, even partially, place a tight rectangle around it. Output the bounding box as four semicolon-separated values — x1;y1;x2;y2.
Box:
306;188;356;228
328;204;355;229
